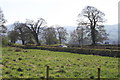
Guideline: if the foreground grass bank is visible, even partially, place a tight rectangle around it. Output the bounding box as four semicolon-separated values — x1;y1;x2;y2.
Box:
1;47;119;78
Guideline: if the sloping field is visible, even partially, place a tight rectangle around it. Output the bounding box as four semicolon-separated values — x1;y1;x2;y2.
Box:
1;47;119;78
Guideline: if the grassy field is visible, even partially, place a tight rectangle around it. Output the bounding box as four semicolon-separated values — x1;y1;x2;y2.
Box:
1;46;119;78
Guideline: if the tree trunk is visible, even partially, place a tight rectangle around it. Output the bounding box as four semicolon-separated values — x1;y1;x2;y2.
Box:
59;37;62;44
78;39;81;45
21;40;25;45
34;33;41;46
91;27;96;46
35;36;40;45
81;29;84;46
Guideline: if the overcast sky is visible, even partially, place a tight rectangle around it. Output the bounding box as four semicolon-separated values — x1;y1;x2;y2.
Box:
0;0;119;26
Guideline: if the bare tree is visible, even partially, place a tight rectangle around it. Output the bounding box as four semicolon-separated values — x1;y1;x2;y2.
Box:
70;29;80;45
78;6;108;45
93;26;109;43
8;30;19;43
0;8;7;46
0;8;7;34
70;26;88;46
76;26;86;46
14;22;32;45
42;27;58;45
25;18;46;45
56;25;68;44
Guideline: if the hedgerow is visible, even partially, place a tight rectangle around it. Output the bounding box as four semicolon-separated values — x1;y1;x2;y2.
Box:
10;44;120;57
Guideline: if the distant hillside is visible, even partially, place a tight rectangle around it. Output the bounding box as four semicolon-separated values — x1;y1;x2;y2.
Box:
104;25;118;44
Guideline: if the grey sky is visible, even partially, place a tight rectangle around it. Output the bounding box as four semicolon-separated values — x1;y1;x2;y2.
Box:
0;0;119;26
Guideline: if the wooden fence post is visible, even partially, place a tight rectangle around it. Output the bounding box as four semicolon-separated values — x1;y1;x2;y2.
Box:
98;68;100;80
46;66;49;80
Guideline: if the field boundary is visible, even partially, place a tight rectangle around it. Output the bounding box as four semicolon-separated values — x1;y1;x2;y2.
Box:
9;44;120;57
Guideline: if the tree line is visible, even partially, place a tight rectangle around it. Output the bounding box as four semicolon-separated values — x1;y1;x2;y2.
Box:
0;6;109;46
8;21;68;45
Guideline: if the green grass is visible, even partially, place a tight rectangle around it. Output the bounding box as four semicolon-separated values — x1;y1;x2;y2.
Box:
1;47;119;78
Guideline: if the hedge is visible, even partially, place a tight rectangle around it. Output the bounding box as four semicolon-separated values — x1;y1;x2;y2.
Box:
10;44;120;57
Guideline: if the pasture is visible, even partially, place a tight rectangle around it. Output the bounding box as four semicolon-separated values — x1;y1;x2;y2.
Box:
1;47;119;78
